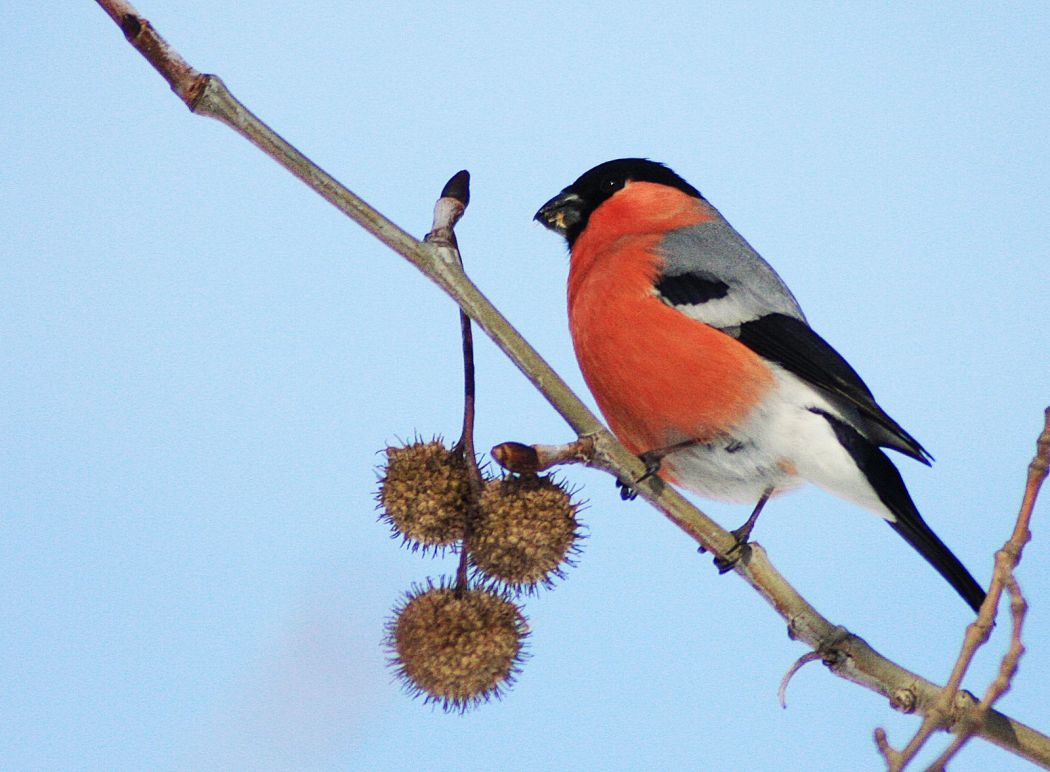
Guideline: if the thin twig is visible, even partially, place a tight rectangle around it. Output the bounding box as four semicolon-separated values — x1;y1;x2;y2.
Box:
491;438;596;474
924;576;1028;770
453;299;480;593
882;407;1050;770
876;727;903;769
96;0;205;106
423;172;478;592
95;7;1050;767
778;651;824;709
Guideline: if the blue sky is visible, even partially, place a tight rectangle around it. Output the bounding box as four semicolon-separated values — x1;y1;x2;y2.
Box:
3;2;1049;770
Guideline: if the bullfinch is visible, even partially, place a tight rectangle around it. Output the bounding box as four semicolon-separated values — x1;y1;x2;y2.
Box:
535;158;985;613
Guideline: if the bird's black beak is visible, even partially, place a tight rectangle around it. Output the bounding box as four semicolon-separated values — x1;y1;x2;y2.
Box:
534;189;583;238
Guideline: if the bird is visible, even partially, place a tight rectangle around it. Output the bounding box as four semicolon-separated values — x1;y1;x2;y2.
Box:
534;158;986;613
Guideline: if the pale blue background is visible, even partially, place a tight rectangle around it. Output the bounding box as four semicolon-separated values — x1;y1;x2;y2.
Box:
3;2;1049;770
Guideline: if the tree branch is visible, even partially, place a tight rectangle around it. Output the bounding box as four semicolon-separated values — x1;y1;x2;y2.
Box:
883;407;1049;770
94;4;1050;767
425;172;482;592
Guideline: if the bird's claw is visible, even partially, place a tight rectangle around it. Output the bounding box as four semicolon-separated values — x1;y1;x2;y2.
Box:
615;478;639;501
713;550;743;574
615;451;664;500
713;526;753;573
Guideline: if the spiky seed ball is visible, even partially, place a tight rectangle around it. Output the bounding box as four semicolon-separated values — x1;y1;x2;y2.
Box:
387;582;528;711
471;475;582;591
378;440;470;550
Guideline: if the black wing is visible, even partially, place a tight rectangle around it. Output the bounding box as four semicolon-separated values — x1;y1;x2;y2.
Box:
735;313;931;464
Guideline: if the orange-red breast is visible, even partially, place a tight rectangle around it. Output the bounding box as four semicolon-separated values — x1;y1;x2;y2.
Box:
535;158;984;612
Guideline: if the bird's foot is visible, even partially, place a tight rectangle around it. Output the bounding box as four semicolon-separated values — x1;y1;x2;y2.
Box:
712;488;773;573
615;478;639;501
618;440;705;500
615;449;667;500
713;525;753;574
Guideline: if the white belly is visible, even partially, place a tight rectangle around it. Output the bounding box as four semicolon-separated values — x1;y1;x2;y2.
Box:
659;365;893;520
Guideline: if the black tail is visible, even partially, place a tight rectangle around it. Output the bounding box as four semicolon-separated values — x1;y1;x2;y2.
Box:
885;507;986;613
814;410;986;613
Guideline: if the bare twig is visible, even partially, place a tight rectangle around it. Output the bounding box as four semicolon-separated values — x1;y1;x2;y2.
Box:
95;7;1050;767
491;438;596;474
881;407;1050;770
924;576;1028;771
424;172;478;592
96;0;204;106
876;727;903;769
778;651;824;709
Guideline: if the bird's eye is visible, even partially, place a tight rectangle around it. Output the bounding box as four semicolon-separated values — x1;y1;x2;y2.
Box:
600;175;625;194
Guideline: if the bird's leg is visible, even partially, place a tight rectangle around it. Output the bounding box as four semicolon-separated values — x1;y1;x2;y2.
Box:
730;487;773;544
713;487;774;574
617;438;703;500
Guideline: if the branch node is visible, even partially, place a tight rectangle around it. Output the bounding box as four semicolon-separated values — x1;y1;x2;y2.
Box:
889;687;917;715
949;690;979;727
120;13;142;39
817;625;851;651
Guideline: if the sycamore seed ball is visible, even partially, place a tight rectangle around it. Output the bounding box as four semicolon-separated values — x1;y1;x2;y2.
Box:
388;583;528;711
378;440;470;551
471;475;582;591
